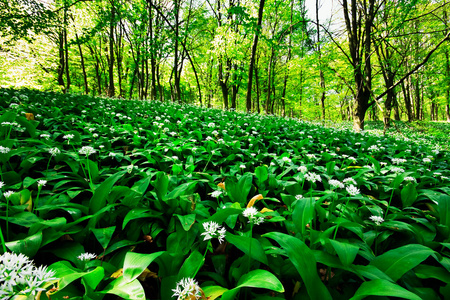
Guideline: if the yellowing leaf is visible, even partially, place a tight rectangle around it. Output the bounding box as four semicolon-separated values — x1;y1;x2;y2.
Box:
25;113;34;120
261;207;273;213
218;182;226;190
247;194;263;208
111;268;123;278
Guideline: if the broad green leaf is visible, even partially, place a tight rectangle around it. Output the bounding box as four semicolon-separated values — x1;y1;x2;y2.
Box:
255;165;268;183
370;244;435;281
202;286;228;300
292;197;315;236
91;226;116;249
206;208;243;224
264;232;332;300
349;279;421;300
226;233;268;265
221;269;284;300
177;250;204;280
49;261;100;290
401;183;418;208
123;251;164;283
82;266;105;291
329;239;359;267
89;170;126;214
122;208;163;229
175;214;196;231
414;264;450;283
6;231;42;257
438;195;450;229
152;172;169;201
102;276;145;300
226;173;253;204
167;181;197;200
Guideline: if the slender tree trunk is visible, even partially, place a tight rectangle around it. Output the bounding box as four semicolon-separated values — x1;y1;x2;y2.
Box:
316;0;326;120
63;27;70;93
245;0;265;112
74;30;88;94
57;31;65;89
402;80;412;122
255;60;261;114
108;2;115;97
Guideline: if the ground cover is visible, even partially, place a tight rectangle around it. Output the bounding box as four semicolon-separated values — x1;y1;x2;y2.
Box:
1;88;450;300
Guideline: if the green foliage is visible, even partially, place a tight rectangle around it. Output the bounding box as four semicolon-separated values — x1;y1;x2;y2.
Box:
1;88;450;299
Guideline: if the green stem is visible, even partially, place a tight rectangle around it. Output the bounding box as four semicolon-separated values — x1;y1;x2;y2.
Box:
333;196;351;240
86;157;93;191
384;188;395;220
193;242;209;278
203;153;213;173
0;224;7;253
374;226;379;256
34;188;41;215
6;196;9;242
45;156;52;177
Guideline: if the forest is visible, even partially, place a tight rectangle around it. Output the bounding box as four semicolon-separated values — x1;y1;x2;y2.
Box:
1;0;450;130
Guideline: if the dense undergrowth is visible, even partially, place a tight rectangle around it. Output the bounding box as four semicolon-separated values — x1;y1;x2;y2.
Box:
1;88;450;300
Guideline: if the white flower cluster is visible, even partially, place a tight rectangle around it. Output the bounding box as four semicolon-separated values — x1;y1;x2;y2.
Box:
172;277;202;300
391;158;407;165
328;179;344;189
369;215;385;225
48;147;61;157
79;146;96;156
77;252;97;261
201;221;226;243
0;146;11;154
305;172;321;183
243;207;264;225
0;252;56;298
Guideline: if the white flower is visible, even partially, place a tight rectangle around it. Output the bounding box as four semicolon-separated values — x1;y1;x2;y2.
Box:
0;252;56;298
211;190;222;198
172;278;202;300
404;176;416;183
369;215;384;225
79;146;96;156
368;145;380;151
282;157;291;163
423;158;432;163
297;166;308;173
295;194;303;200
172;156;179;160
40;134;50;140
0;146;11;154
0;181;4;189
109;152;117;157
48;147;61;157
3;191;14;198
346;184;360;196
37;180;47;187
391;167;404;174
305;172;321;183
77;253;97;261
329;179;344;189
243;207;264;225
343;178;357;186
239;164;246;169
391;158;406;165
200;221;226;243
63;134;74;140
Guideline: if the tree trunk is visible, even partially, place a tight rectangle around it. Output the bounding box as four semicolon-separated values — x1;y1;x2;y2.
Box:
316;0;326;120
57;31;65;89
245;0;265;113
74;31;88;94
108;2;115;97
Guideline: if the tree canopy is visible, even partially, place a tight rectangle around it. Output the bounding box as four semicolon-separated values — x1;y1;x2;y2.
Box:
1;0;449;129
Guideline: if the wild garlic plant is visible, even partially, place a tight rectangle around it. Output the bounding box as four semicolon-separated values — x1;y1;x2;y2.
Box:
0;252;57;299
